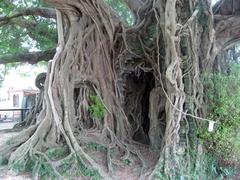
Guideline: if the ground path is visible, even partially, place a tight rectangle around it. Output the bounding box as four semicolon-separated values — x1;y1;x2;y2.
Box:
0;121;31;180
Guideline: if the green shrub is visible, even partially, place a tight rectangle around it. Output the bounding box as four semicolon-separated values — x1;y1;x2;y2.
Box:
154;152;237;179
123;158;131;166
201;63;240;162
89;96;105;120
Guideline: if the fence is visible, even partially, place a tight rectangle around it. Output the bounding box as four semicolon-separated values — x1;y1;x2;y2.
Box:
0;108;30;122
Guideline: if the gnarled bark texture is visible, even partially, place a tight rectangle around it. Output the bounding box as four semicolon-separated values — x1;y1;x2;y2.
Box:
1;0;240;179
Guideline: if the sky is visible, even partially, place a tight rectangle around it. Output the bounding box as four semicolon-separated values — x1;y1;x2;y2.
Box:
212;0;219;5
1;64;47;91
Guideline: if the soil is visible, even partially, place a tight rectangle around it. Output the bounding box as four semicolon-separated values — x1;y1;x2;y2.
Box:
0;123;31;180
0;165;31;180
0;123;239;179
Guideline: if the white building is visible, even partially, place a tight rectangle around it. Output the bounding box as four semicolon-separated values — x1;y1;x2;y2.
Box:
0;87;38;120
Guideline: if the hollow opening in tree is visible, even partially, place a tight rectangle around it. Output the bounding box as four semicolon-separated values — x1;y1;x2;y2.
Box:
74;83;95;130
131;71;155;145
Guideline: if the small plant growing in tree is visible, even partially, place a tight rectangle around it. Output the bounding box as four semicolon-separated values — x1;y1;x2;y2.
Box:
89;96;105;120
123;158;131;166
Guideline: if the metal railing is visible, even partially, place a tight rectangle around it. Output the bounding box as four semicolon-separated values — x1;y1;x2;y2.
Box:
0;108;30;122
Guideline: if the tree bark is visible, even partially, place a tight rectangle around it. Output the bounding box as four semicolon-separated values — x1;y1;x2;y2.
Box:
0;49;56;64
0;7;56;27
0;0;240;179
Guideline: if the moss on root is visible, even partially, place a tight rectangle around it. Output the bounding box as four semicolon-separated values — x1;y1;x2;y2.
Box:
0;155;8;166
46;146;69;161
8;152;102;179
86;142;107;153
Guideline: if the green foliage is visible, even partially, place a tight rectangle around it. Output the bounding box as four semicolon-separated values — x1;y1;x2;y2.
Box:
155;68;240;179
76;156;102;179
200;63;240;162
86;142;107;153
105;0;134;25
6;139;13;145
0;155;8;166
199;154;236;179
56;156;73;174
57;155;102;179
0;0;54;84
10;156;58;179
123;158;131;166
0;0;57;55
11;158;35;173
46;146;68;161
89;96;106;120
30;18;57;50
32;157;58;179
11;160;27;173
154;152;237;179
0;64;18;87
9;151;102;179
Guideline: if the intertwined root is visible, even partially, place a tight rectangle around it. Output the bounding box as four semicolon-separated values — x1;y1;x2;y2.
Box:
0;0;214;178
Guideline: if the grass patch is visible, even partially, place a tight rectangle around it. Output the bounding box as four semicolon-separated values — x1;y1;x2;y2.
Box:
86;142;107;153
0;155;8;166
46;146;68;161
57;155;102;179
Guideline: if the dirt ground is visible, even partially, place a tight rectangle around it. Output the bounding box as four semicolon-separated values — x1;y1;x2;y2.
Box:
0;122;16;130
0;122;31;180
0;122;240;180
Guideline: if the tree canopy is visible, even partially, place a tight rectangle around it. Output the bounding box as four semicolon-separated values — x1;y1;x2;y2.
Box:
0;0;240;65
0;0;56;63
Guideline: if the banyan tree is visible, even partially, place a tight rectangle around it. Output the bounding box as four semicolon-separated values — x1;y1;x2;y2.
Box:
1;0;240;179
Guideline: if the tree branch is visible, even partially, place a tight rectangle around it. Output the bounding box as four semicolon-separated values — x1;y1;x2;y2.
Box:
0;17;57;44
123;0;143;14
213;0;226;14
12;19;56;41
213;0;240;15
0;7;56;27
214;15;240;31
0;48;56;64
20;7;56;19
215;15;240;50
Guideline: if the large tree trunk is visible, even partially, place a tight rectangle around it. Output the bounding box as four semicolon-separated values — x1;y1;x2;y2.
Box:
0;0;218;179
